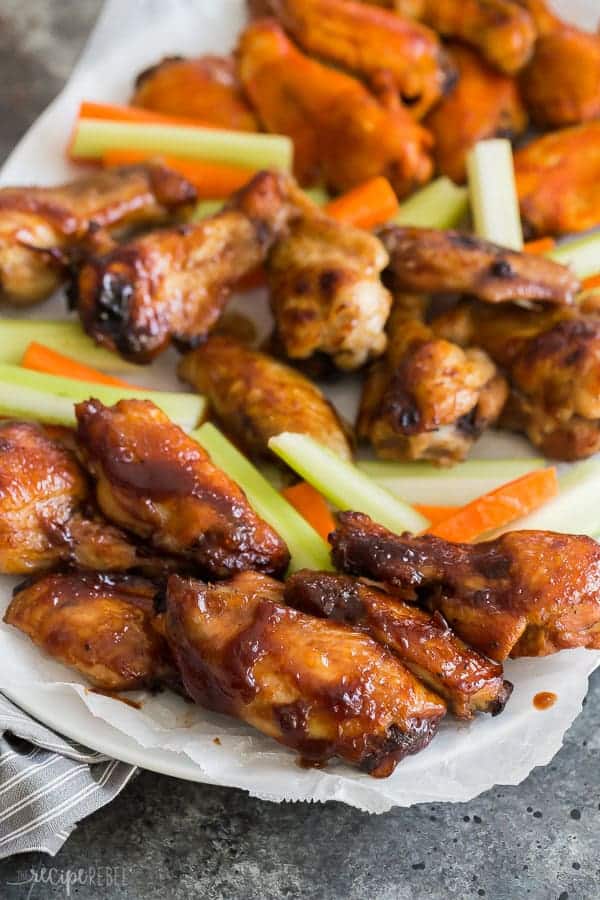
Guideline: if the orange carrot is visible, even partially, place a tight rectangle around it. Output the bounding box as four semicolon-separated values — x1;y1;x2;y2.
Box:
102;149;255;199
78;101;215;129
325;177;399;230
281;481;336;541
425;467;559;542
582;272;600;292
524;237;556;255
413;504;460;526
21;342;137;389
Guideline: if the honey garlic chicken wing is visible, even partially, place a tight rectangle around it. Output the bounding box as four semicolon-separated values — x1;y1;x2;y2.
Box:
178;336;352;460
268;215;392;370
331;512;600;661
357;297;507;465
263;0;455;119
0;163;196;307
425;44;527;184
237;20;433;195
75;399;289;578
5;572;177;692
166;571;446;776
378;226;580;305
284;571;512;718
132;55;259;131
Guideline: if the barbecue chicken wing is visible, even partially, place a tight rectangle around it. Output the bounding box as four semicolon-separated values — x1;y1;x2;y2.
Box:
166;571;446;776
268;213;392;370
0;163;196;307
284;570;512;718
132;55;259;131
75;399;289;577
357;296;507;464
262;0;455;119
237;20;433;195
424;44;527;184
5;572;178;692
331;512;600;661
515;123;600;236
178;336;353;460
378;226;580;305
74;171;306;362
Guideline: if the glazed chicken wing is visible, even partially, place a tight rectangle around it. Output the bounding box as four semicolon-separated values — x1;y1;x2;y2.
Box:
237;20;433;195
331;512;600;661
515;123;600;236
0;163;196;307
425;43;527;184
357;296;507;464
284;570;512;718
262;0;455;119
268;214;392;370
75;399;289;578
5;572;177;692
178;335;353;460
166;571;446;776
379;226;580;305
132;55;258;131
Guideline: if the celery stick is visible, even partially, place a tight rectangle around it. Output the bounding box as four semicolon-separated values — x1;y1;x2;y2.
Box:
391;177;469;229
304;186;330;206
358;458;545;506
269;433;429;533
0;319;143;372
193;423;332;572
71;119;293;171
191;200;225;221
0;364;204;431
547;231;600;279
467;140;523;250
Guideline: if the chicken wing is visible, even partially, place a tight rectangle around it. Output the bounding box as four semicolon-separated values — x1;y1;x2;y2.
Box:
284;570;512;718
357;296;507;464
237;20;433;195
262;0;455;119
515;123;600;236
267;214;392;370
74;170;305;362
424;43;527;184
178;336;353;460
132;55;259;131
0;163;196;307
75;399;289;578
378;226;580;305
331;512;600;661
5;572;177;692
166;571;446;776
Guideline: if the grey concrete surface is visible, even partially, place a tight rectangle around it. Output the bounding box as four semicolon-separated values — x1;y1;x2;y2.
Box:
0;2;599;897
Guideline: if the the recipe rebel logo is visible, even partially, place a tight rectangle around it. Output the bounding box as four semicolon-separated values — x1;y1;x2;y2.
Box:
6;865;128;898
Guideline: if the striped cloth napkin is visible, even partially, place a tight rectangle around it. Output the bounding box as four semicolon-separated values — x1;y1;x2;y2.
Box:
0;694;137;858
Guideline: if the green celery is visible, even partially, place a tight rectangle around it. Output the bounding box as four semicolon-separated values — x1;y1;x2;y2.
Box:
304;186;331;206
191;199;225;221
193;423;332;572
467;140;523;250
269;433;429;534
391;177;469;229
547;231;600;279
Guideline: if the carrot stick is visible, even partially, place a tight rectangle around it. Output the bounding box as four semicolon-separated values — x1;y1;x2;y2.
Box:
281;481;336;542
78;101;216;129
582;272;600;292
21;342;138;389
325;177;399;230
524;237;556;255
102;149;255;199
426;467;559;542
413;504;460;525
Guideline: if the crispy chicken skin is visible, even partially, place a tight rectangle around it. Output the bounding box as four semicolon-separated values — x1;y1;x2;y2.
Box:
425;44;527;184
378;226;580;306
357;297;507;465
166;571;446;776
0;163;197;307
262;0;455;119
5;572;177;692
268;214;392;370
132;55;259;131
75;399;290;578
515;123;600;236
331;512;600;662
74;170;304;362
284;571;512;718
237;20;433;195
178;336;353;461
